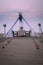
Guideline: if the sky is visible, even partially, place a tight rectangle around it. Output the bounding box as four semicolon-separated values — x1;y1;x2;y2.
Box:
0;0;43;34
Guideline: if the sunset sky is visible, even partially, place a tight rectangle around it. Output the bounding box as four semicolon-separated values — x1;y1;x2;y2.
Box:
0;0;43;34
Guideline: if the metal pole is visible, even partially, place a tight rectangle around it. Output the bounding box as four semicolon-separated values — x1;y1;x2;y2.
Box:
6;18;18;37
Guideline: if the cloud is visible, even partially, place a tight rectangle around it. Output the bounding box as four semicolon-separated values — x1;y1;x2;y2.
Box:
0;0;43;33
0;0;43;13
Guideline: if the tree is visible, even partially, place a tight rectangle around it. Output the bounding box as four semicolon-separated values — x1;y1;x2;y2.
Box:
38;23;42;33
3;24;6;37
20;26;23;30
38;23;41;27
